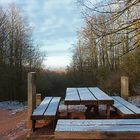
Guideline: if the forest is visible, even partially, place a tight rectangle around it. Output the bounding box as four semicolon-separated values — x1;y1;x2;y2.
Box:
67;0;140;96
0;5;43;101
0;0;140;101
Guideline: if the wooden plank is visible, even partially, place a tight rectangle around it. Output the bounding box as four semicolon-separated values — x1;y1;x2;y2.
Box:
65;88;80;105
44;97;61;118
55;131;140;140
56;125;140;132
78;88;97;105
89;87;114;104
32;97;52;119
55;119;140;140
112;96;140;114
112;97;134;115
57;119;140;126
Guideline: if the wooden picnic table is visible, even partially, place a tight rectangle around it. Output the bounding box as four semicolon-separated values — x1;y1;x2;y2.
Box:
64;87;114;118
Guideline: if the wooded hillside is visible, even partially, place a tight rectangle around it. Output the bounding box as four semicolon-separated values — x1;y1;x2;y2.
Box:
0;5;43;101
67;0;140;95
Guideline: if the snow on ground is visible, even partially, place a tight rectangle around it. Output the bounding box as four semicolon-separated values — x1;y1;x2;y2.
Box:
59;104;87;112
0;101;27;115
129;95;140;107
0;101;27;110
59;104;112;112
0;96;139;140
0;101;28;140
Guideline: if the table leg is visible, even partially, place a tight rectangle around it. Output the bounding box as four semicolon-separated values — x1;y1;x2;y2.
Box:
66;105;68;118
106;105;110;119
32;120;36;132
94;104;99;114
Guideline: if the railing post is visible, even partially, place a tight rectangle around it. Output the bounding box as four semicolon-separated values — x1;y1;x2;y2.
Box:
27;72;36;129
121;76;129;100
36;93;41;107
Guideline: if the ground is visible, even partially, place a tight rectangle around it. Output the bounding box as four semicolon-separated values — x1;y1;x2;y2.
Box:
0;95;140;140
0;108;28;140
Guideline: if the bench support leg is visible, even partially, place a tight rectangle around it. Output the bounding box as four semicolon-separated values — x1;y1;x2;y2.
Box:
32;120;36;132
106;105;110;119
66;105;69;118
94;104;99;114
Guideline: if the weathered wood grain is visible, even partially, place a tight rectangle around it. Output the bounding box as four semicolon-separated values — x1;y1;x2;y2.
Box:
55;119;140;140
78;88;97;105
113;96;140;114
44;97;61;118
112;96;134;116
55;131;140;140
65;88;80;105
89;87;114;104
32;97;52;119
57;119;140;125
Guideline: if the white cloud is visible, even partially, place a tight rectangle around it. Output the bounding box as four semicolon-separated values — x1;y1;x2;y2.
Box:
43;55;72;69
0;0;15;5
0;0;83;69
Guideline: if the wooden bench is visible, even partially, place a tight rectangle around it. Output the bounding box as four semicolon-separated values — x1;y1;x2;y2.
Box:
55;119;140;140
31;96;61;130
111;96;140;118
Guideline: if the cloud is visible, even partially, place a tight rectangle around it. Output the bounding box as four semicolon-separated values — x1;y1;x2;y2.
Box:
43;55;72;69
0;0;15;5
0;0;83;68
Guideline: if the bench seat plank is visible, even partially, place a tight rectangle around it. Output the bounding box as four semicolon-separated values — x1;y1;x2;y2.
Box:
57;119;140;126
32;97;52;119
55;119;140;140
44;97;61;118
65;88;80;105
89;87;114;104
56;125;140;132
112;96;140;114
78;88;97;105
112;98;134;115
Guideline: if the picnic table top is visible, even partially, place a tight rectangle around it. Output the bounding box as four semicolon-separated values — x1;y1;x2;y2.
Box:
64;87;114;105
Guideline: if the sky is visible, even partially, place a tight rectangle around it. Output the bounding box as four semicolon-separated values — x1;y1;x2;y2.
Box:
0;0;83;69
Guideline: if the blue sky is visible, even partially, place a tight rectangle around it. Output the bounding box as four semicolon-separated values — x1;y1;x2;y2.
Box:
0;0;83;69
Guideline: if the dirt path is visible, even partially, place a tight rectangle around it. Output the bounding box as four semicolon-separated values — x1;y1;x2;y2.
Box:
0;109;28;140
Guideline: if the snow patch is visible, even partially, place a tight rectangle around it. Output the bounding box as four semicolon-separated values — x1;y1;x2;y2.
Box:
59;104;87;112
0;101;27;116
129;95;140;107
